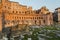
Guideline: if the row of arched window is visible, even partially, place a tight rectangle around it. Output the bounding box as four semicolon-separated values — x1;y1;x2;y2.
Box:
4;10;33;14
12;16;43;20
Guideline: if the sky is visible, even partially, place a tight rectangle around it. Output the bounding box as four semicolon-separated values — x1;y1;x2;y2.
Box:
10;0;60;11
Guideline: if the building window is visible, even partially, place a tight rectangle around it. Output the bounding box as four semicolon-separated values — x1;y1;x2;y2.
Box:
39;17;40;19
19;11;21;13
30;11;32;13
22;12;24;13
41;17;43;19
39;21;41;25
17;17;18;19
13;11;14;13
43;20;45;23
8;23;10;24
25;11;26;14
35;17;36;19
37;17;39;19
22;17;23;19
4;6;6;8
19;17;21;19
15;17;16;19
8;7;11;9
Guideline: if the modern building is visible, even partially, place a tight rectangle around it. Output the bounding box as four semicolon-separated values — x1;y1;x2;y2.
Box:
0;0;53;31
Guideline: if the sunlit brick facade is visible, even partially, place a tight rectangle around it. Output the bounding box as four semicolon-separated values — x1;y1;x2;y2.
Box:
0;0;53;31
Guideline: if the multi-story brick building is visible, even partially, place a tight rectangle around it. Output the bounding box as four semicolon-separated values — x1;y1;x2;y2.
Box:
53;7;60;23
0;0;53;31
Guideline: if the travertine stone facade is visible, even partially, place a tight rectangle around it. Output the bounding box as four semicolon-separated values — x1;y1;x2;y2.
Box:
0;0;53;31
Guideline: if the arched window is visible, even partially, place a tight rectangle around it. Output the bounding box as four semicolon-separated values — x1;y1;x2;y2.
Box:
43;20;45;23
19;11;21;13
13;11;14;13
